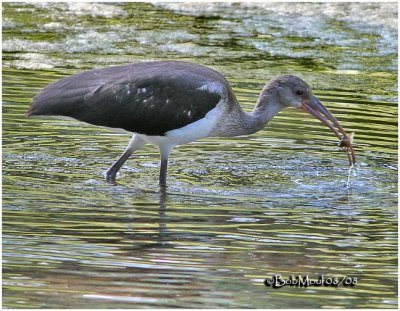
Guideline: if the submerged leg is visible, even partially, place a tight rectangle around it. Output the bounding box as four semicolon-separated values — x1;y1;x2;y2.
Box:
158;145;173;189
106;134;146;183
159;158;169;189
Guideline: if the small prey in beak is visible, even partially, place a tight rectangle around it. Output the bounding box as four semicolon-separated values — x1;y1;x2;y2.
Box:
301;96;356;166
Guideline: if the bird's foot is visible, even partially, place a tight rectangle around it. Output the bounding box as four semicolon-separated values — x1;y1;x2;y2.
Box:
105;171;117;185
159;183;168;193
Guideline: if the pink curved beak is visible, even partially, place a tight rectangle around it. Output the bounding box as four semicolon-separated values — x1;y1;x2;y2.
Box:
301;96;355;166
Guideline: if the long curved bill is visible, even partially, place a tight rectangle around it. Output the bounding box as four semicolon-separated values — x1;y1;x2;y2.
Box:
301;96;356;166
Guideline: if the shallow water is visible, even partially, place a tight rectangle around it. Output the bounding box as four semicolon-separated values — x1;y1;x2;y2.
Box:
2;2;398;309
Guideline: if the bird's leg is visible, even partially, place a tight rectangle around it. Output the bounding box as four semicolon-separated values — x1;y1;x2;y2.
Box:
158;145;173;190
106;134;145;184
159;158;168;189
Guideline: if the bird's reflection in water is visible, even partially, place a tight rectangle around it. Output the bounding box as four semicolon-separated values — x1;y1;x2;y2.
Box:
114;188;182;255
120;187;222;256
157;189;168;241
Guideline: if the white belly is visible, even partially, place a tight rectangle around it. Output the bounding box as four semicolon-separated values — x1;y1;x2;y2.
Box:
137;105;222;149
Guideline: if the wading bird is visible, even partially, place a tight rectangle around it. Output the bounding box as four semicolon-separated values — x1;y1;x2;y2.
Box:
26;61;355;188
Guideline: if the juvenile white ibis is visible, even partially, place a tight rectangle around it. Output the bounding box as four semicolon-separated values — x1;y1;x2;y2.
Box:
26;61;355;188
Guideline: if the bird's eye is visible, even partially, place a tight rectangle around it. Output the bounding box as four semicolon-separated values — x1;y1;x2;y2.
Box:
296;90;304;96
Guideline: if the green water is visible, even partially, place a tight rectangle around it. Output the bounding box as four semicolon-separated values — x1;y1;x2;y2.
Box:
2;2;398;309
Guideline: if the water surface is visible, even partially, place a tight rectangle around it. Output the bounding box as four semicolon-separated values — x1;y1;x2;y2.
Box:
2;2;398;308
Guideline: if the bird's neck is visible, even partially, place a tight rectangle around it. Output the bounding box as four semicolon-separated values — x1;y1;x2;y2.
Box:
214;85;282;137
232;86;282;136
251;87;282;128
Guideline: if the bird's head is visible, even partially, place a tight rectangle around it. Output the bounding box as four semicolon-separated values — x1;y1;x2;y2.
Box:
271;75;356;165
